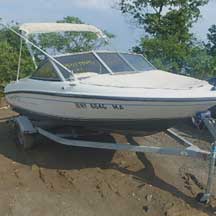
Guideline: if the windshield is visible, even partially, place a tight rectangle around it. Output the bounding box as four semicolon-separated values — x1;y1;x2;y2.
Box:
121;53;154;71
31;60;61;81
96;52;154;73
32;52;155;81
96;52;133;72
56;53;109;76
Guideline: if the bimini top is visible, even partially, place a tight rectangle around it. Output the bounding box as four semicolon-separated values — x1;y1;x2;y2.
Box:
19;23;106;38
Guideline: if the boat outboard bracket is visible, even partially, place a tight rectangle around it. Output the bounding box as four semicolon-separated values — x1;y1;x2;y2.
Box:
11;115;216;204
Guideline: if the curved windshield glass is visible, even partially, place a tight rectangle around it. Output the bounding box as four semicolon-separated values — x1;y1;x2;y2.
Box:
32;52;156;82
122;53;154;71
56;53;109;75
97;53;133;72
96;52;154;73
31;60;61;81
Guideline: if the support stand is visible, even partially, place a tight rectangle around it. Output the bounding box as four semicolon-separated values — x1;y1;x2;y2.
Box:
196;118;216;203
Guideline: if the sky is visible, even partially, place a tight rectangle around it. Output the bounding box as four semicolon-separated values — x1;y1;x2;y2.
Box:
0;0;216;51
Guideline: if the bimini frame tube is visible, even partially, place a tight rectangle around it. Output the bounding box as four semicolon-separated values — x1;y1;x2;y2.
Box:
0;23;75;81
16;37;23;81
25;38;38;70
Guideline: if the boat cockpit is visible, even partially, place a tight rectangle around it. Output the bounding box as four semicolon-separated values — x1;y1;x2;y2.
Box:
30;51;155;82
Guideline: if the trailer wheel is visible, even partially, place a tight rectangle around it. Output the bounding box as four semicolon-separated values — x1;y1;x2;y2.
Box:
15;124;35;150
195;192;209;204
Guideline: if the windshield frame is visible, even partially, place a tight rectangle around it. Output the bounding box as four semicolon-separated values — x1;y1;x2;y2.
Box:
95;51;156;73
32;51;156;81
30;59;65;81
121;52;156;71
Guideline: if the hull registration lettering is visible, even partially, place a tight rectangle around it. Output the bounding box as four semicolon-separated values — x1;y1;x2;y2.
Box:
75;103;124;110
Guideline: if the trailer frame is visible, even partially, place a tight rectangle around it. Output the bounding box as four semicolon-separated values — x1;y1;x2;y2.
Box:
12;115;216;203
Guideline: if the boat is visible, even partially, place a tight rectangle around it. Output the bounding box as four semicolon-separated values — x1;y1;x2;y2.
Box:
4;23;216;135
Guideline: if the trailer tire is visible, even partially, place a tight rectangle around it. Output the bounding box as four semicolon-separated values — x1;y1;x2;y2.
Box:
195;192;208;204
15;124;35;150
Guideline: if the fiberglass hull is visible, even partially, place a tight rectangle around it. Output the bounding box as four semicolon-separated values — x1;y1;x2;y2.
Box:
5;88;216;134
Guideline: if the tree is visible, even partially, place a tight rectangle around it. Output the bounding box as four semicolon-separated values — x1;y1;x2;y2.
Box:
202;24;216;78
185;43;215;78
206;24;216;56
0;23;35;87
0;16;113;89
120;0;208;41
119;0;209;75
35;16;114;56
133;35;190;73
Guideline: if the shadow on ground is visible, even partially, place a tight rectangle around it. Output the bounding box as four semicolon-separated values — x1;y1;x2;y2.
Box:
0;120;215;215
114;136;215;215
174;119;213;144
0;121;116;170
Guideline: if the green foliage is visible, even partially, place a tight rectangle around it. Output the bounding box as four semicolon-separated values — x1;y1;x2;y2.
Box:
119;0;214;78
0;41;19;84
133;36;190;73
133;36;216;78
0;23;35;88
120;0;208;41
0;16;113;90
35;16;114;55
206;24;216;56
185;44;215;78
203;24;216;78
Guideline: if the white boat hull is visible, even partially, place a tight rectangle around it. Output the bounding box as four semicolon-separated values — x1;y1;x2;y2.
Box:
5;90;216;134
5;73;216;134
6;92;216;120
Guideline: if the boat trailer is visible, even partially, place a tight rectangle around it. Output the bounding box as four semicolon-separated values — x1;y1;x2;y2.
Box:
12;115;216;204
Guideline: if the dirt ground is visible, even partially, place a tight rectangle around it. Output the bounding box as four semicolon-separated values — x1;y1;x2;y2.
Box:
0;108;216;216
